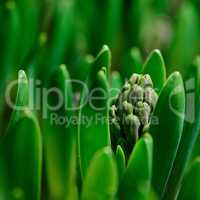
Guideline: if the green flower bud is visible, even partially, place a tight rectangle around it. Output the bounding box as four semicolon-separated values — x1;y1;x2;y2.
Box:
138;74;153;88
129;73;141;85
111;118;121;132
124;114;140;143
144;87;158;109
122;81;131;91
122;101;133;115
129;84;144;104
110;105;117;118
110;73;158;151
135;101;151;125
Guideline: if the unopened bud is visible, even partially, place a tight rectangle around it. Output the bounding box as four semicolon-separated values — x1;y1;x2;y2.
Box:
144;87;158;109
124;114;140;143
129;73;141;85
110;73;158;151
129;84;143;104
138;74;153;88
122;101;133;115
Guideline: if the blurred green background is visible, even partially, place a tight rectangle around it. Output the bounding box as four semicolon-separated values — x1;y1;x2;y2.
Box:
0;1;200;199
0;0;200;82
0;0;200;134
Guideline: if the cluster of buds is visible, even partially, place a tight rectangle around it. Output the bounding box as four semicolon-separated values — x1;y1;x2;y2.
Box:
110;73;158;152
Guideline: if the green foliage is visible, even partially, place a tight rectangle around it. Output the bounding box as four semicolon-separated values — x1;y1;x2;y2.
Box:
115;145;126;182
177;158;200;200
119;134;153;200
43;65;77;199
0;71;42;200
78;46;111;178
1;46;200;200
150;72;185;198
142;49;166;93
163;57;200;199
81;147;118;200
0;1;200;199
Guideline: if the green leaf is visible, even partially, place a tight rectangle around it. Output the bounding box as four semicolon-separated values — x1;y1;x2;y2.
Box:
177;158;200;200
78;46;111;178
142;49;166;93
149;72;185;198
43;65;77;200
81;147;118;200
122;48;143;80
190;57;200;160
90;45;111;81
163;57;200;199
119;134;153;200
7;70;29;130
0;112;42;200
115;145;126;181
0;70;42;200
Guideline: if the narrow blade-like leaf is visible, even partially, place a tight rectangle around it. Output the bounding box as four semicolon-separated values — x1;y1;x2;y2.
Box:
119;134;153;200
149;72;185;198
78;46;111;178
163;57;200;199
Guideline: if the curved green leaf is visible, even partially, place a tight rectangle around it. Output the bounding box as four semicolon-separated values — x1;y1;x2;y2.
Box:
81;147;118;200
115;145;125;181
149;72;185;198
190;57;200;160
142;49;166;92
119;134;153;200
90;45;111;81
163;57;200;199
78;46;111;178
0;111;42;200
0;70;41;200
7;70;29;130
43;64;77;200
177;158;200;200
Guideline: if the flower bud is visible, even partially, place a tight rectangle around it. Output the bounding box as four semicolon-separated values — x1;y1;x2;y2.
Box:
110;73;158;151
144;87;158;109
129;73;141;85
124;114;140;143
122;101;133;115
129;84;143;104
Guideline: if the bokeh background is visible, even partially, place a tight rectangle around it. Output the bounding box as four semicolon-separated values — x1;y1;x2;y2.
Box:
0;1;200;199
0;0;200;132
